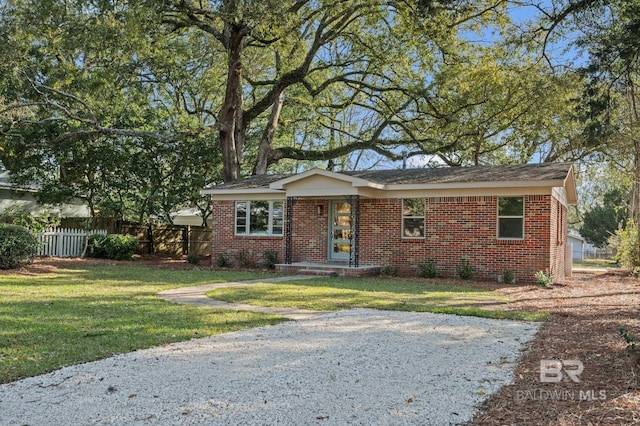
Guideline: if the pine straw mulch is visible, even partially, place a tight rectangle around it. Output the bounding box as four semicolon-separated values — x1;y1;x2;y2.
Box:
470;271;640;426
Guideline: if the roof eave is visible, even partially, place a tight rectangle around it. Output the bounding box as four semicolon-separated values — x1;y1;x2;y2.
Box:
384;179;568;191
200;188;284;196
564;166;578;205
269;168;383;190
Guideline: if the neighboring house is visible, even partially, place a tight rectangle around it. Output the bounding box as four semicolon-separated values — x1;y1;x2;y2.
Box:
0;168;90;218
202;163;577;282
567;233;585;261
170;207;213;227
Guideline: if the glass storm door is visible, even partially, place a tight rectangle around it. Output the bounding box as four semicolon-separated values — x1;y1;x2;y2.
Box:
329;201;352;261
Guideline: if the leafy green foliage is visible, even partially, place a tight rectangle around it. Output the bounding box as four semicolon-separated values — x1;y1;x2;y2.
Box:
418;262;437;278
613;220;640;271
0;0;587;190
534;270;553;288
235;249;254;268
502;269;516;284
186;253;200;265
0;224;39;269
0;205;60;233
380;265;398;277
215;252;228;268
456;259;475;280
580;189;628;248
261;250;278;270
87;234;137;261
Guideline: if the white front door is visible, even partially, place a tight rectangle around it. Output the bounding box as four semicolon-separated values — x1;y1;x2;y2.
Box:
329;201;352;261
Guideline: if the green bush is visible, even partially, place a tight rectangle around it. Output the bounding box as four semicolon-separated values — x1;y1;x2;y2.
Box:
613;221;640;272
87;233;137;261
456;259;475;280
534;270;553;288
0;224;40;269
235;249;253;267
261;250;278;269
502;269;516;284
186;253;200;265
381;265;398;277
215;252;228;268
418;262;437;278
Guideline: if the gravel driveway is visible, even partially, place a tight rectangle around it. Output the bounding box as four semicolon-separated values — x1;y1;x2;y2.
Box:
0;309;539;425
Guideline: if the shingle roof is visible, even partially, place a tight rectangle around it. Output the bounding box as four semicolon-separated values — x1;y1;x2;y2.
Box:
204;174;289;190
345;162;572;185
209;163;572;190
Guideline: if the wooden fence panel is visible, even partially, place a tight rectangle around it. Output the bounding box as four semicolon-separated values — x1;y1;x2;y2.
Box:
36;223;214;257
152;225;185;255
188;226;212;256
38;228;107;258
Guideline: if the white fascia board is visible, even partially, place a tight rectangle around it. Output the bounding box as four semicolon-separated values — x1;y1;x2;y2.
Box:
563;167;578;205
269;168;383;190
200;188;284;196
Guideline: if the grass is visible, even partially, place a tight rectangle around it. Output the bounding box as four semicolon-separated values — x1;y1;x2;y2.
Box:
206;277;549;322
573;258;619;268
0;265;286;384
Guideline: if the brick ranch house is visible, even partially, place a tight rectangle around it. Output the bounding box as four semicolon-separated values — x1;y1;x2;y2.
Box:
202;163;577;283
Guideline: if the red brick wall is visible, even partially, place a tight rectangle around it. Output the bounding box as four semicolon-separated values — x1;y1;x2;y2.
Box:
358;195;554;283
290;199;329;263
210;200;285;265
211;194;567;283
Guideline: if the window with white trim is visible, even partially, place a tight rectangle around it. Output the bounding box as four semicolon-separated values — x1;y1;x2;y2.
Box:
497;197;524;239
402;198;425;238
235;201;283;236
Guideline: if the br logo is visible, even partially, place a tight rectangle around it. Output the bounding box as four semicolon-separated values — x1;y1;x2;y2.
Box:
540;360;584;383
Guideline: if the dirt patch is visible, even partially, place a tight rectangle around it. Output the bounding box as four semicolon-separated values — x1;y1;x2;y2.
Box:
470;272;640;425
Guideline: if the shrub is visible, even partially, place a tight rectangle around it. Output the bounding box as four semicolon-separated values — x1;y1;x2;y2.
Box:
502;269;516;284
0;224;40;269
418;262;437;278
235;249;253;267
215;252;228;268
186;253;200;265
87;234;137;261
456;259;475;280
261;250;278;269
381;265;398;277
534;270;553;288
0;205;59;233
613;221;640;272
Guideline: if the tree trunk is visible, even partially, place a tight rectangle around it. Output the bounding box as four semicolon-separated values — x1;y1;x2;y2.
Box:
253;90;284;175
219;24;247;182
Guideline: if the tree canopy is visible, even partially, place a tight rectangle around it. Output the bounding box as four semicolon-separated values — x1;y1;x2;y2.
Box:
0;0;604;222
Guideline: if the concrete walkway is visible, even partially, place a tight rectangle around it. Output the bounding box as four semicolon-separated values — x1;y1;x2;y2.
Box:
158;275;330;320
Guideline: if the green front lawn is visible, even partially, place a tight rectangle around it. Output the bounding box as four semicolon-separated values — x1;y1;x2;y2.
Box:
573;258;619;268
206;277;549;322
0;265;286;384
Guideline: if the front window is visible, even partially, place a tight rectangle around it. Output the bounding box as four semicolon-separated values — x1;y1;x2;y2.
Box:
497;197;524;239
235;201;283;236
402;198;425;238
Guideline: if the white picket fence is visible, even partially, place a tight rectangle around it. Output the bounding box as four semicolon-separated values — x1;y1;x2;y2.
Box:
38;228;108;258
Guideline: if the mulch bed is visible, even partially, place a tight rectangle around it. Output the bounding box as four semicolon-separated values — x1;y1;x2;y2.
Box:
470;272;640;425
3;258;640;423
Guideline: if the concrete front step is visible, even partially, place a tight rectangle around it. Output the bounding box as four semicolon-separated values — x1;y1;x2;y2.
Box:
297;269;338;277
276;262;381;277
